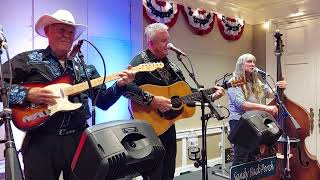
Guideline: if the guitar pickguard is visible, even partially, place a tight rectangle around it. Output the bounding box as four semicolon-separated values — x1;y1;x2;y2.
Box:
157;96;184;120
23;110;49;122
158;107;184;120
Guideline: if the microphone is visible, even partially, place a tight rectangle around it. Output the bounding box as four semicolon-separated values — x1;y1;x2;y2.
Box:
254;67;269;76
68;39;84;59
167;43;186;56
0;25;8;49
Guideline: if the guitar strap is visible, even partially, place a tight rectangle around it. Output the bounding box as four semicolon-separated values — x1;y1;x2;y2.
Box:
167;61;186;82
141;50;185;85
141;51;169;85
70;57;81;83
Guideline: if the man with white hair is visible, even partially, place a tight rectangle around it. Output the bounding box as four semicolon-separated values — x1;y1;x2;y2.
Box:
2;9;134;180
124;23;225;180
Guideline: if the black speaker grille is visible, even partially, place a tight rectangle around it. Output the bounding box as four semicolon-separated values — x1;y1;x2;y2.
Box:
106;152;126;179
104;145;165;179
125;145;165;175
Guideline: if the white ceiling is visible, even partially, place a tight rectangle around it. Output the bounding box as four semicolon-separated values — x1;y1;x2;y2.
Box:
161;0;320;24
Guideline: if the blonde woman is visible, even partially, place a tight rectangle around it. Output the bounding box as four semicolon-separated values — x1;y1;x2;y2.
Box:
227;53;286;166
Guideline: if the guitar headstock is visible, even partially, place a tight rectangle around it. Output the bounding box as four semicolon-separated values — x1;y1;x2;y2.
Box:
132;62;164;72
220;77;245;89
230;77;245;87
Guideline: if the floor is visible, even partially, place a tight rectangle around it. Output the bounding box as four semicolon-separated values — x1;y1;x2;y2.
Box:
174;163;231;180
13;163;231;180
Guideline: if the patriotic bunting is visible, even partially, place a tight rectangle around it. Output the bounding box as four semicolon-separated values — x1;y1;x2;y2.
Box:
143;0;179;28
181;6;215;35
216;14;245;41
143;0;245;40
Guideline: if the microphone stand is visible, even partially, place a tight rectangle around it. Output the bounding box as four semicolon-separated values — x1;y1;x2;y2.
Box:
176;55;202;88
176;54;224;180
0;41;24;180
263;75;300;180
75;39;108;127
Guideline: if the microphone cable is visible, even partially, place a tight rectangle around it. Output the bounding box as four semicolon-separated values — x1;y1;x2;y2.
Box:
185;55;195;77
0;26;12;108
76;39;107;126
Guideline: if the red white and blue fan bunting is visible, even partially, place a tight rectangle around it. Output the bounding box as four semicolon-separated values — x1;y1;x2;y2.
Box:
143;0;179;28
216;14;245;41
181;6;215;35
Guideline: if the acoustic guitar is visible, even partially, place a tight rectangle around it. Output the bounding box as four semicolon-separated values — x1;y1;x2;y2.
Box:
12;62;164;131
130;77;245;135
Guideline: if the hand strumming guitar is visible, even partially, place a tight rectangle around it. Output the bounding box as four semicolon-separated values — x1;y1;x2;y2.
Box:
27;87;59;105
150;96;172;112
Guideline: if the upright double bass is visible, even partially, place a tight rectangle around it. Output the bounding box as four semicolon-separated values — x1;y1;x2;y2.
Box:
264;31;320;179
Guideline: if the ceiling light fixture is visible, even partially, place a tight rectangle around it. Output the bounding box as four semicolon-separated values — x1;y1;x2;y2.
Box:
263;21;270;30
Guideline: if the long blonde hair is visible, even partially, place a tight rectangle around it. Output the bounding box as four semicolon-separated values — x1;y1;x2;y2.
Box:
233;53;264;101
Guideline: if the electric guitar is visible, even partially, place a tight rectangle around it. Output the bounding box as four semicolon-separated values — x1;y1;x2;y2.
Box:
12;62;164;131
130;78;245;135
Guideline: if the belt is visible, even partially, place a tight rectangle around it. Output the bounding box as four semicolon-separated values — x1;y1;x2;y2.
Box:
58;124;89;136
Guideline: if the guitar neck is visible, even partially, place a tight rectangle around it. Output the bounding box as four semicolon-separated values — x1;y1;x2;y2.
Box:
64;73;120;96
178;81;237;103
180;88;215;103
63;62;164;96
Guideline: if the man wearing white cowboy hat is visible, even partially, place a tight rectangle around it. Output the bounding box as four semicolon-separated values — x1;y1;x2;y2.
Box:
2;9;135;180
35;9;87;40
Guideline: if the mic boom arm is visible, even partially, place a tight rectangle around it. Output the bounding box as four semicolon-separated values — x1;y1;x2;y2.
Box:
199;90;225;120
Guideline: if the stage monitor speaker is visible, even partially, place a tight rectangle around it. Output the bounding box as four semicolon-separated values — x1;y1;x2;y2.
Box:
228;110;282;152
71;120;165;180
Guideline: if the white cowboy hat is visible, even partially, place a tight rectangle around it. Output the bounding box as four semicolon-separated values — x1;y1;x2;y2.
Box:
35;9;87;40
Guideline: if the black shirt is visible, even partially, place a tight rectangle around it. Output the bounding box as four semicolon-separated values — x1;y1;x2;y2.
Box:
124;49;186;106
